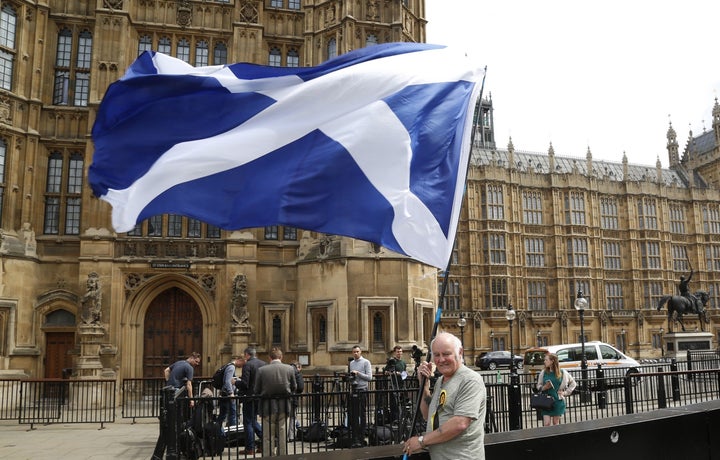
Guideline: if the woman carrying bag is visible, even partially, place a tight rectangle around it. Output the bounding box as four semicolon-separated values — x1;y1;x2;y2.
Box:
535;353;577;426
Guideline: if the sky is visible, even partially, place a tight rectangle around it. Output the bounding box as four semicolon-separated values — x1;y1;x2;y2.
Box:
425;0;720;168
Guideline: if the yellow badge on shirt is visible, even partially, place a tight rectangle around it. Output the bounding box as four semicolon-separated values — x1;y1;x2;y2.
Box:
438;389;446;407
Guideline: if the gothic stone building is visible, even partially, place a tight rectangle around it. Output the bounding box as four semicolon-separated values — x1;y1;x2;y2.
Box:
0;0;436;381
442;97;720;365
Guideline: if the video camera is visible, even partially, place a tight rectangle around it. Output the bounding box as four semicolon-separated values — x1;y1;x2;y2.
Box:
411;345;426;364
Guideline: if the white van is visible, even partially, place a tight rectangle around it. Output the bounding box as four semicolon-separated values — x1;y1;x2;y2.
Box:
524;341;642;377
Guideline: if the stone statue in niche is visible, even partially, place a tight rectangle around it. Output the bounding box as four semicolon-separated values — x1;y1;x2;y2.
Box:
80;272;102;325
231;274;249;325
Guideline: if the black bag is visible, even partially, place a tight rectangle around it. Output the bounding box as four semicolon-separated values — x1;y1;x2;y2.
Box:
179;426;203;460
329;425;353;448
369;425;393;446
297;420;327;443
202;421;226;456
530;392;555;410
212;363;230;390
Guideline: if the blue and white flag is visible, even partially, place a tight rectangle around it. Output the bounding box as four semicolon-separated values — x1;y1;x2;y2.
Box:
89;43;484;269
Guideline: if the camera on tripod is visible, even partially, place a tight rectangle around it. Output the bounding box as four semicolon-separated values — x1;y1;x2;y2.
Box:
411;345;426;364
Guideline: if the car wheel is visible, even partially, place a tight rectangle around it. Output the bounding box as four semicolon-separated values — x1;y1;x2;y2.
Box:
488;362;497;370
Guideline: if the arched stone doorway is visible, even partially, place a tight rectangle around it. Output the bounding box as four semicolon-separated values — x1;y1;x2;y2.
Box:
43;309;76;379
143;287;203;378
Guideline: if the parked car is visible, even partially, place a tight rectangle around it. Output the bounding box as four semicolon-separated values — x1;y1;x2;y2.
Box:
475;351;524;370
523;342;642;385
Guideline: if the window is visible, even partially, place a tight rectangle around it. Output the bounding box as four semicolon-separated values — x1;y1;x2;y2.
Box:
373;312;384;344
283;226;297;240
669;204;686;234
53;28;92;106
148;215;163;236
567;237;589;267
176;38;190;62
564;191;586;225
709;282;720;310
485;278;508;309
0;4;17;90
0;139;5;220
524;238;545;267
491;336;505;352
43;152;83;235
289;0;300;9
641;241;661;269
600;196;618;230
287;49;299;67
366;34;378;47
603;241;621;270
327;38;337;59
484;234;506;264
605;282;623;310
439;279;459;310
271;0;283;6
643;282;663;310
522;190;542;225
214;42;228;65
527;281;547;310
272;315;281;345
703;205;720;234
158;36;171;54
570;280;590;307
318;314;326;343
207;224;221;238
483;184;504;220
265;226;278;240
652;330;663;349
637;197;658;230
672;245;690;272
268;46;281;66
188;218;201;238
168;214;182;237
706;245;720;272
195;40;209;66
138;34;152;56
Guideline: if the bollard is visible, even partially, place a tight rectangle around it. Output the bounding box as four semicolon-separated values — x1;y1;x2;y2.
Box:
670;358;680;401
656;367;667;409
595;364;606;410
508;372;522;430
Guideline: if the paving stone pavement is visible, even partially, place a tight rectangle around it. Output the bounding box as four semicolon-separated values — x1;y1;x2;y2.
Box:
0;417;159;460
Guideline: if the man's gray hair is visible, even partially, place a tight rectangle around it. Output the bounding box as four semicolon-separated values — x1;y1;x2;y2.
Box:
244;347;257;357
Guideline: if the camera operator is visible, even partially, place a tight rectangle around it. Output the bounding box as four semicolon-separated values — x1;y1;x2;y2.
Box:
347;345;372;447
384;346;407;423
411;344;426;368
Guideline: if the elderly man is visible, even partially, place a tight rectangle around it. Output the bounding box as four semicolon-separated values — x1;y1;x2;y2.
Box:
405;332;486;460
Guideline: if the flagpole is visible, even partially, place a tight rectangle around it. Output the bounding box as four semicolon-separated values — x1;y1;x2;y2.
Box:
402;67;487;452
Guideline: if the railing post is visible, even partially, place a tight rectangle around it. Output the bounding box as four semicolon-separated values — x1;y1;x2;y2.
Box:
623;375;634;415
508;373;522;430
656;367;667;409
595;364;606;409
670;358;681;401
687;350;694;381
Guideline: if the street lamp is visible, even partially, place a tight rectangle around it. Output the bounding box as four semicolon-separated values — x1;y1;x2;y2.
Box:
505;303;517;374
457;312;467;363
574;288;590;403
505;302;521;430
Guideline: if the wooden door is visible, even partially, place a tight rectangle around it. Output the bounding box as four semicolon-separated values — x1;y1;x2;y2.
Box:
45;332;75;379
143;287;203;378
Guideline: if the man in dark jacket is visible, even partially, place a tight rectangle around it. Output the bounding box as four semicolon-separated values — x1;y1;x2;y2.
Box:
288;362;304;441
237;347;265;455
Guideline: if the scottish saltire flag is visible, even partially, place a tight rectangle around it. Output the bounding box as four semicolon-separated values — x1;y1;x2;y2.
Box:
89;43;484;269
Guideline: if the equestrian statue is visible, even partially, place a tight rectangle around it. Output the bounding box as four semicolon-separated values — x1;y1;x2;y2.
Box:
657;269;710;332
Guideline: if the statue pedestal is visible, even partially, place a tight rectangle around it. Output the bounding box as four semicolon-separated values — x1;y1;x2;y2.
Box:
230;324;252;357
76;324;106;378
664;331;714;360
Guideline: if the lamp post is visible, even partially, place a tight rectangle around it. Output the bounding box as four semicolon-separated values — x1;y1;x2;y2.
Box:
457;312;467;364
505;302;521;430
660;327;665;357
574;288;590;403
620;328;626;354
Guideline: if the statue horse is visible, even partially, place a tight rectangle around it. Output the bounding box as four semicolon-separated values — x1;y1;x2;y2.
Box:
657;290;710;332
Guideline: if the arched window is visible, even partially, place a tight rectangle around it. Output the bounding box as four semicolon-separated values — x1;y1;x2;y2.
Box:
213;42;227;65
327;38;337;59
287;49;299;67
44;152;84;235
195;40;209;66
138;34;152;56
177;38;190;62
158;36;171;54
45;309;76;327
0;138;6;222
373;312;383;344
269;46;281;66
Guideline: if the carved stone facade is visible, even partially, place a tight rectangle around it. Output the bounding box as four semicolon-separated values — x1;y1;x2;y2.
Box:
0;0;432;383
